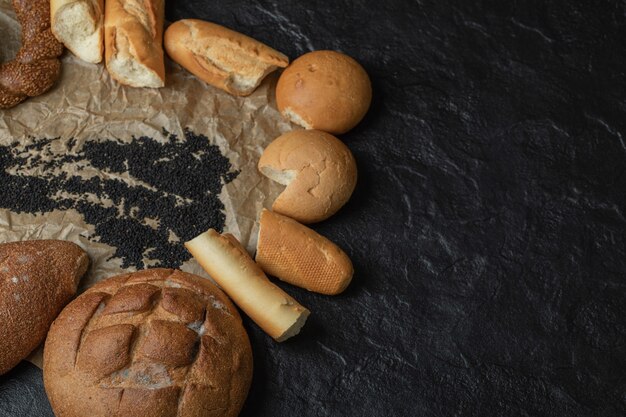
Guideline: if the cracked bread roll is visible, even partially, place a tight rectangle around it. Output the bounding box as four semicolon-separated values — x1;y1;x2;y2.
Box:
0;240;89;375
51;0;104;63
256;210;353;295
164;19;289;96
276;50;372;134
104;0;165;87
258;129;357;224
44;268;253;417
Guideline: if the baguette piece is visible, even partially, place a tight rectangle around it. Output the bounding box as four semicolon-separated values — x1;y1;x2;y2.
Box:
185;229;309;342
256;210;353;295
0;240;89;375
51;0;104;63
164;19;289;96
104;0;165;87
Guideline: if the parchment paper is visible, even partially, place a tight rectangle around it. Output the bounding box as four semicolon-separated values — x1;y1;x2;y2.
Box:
0;0;290;366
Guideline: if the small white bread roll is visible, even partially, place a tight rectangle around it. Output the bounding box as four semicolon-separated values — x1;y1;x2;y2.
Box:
258;129;357;224
104;0;165;88
256;209;353;295
51;0;104;63
185;229;309;342
276;50;372;134
164;19;289;96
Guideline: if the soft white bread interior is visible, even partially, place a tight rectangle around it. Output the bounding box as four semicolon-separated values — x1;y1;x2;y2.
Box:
104;0;165;88
256;209;354;295
164;19;289;96
258;130;358;224
185;229;309;342
51;0;104;63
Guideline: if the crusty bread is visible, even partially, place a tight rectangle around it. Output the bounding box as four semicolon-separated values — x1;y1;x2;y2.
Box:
185;230;309;342
258;129;358;224
0;240;89;375
0;0;64;108
276;50;372;134
256;210;353;295
44;268;253;417
104;0;165;87
164;19;289;96
51;0;104;63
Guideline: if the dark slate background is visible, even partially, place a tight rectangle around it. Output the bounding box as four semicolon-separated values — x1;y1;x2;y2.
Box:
1;0;625;416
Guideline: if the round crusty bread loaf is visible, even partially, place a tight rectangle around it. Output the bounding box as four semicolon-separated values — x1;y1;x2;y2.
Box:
258;129;357;224
275;50;372;134
43;268;253;417
0;240;89;375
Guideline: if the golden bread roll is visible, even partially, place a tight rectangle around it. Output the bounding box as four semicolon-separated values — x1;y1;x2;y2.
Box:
44;268;252;417
256;209;353;295
276;50;372;134
51;0;104;63
258;129;357;224
164;19;289;96
0;240;89;375
104;0;165;87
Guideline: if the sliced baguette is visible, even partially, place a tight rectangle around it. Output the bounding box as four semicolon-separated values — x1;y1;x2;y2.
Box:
164;19;289;96
51;0;104;64
104;0;165;88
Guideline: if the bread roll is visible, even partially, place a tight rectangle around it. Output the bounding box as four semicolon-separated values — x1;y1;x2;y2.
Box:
256;210;353;295
104;0;165;87
51;0;104;63
0;240;89;375
258;130;357;224
164;19;289;96
44;268;253;417
276;50;372;134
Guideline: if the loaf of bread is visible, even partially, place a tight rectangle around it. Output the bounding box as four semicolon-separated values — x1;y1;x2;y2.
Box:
256;210;353;295
0;0;64;108
276;50;372;134
258;129;358;223
104;0;165;87
44;268;253;417
0;240;89;375
164;19;289;96
51;0;104;63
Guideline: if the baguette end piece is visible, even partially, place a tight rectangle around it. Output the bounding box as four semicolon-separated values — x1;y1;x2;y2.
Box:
51;0;104;64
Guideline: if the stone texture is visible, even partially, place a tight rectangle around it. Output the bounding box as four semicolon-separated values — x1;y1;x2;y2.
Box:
1;1;625;416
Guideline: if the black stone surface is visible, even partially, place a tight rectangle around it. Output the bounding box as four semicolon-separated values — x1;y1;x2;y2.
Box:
1;1;626;416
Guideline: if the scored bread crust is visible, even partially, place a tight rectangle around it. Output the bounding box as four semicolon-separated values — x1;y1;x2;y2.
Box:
0;240;89;375
43;268;253;417
256;210;354;295
258;130;358;224
104;0;165;87
276;50;372;134
164;19;289;96
51;0;104;63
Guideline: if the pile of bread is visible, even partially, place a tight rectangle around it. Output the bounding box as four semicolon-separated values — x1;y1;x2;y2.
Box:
0;0;374;416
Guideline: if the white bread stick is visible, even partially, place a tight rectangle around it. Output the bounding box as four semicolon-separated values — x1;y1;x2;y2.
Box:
185;229;309;342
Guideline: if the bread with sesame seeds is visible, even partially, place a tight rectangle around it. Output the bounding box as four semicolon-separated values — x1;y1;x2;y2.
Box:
0;240;89;375
0;0;64;108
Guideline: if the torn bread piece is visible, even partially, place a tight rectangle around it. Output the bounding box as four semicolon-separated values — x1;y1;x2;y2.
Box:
104;0;165;87
258;130;358;224
51;0;104;63
164;19;289;96
256;209;354;295
185;229;309;342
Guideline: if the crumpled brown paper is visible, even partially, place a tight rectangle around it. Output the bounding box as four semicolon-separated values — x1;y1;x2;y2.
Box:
0;0;290;367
